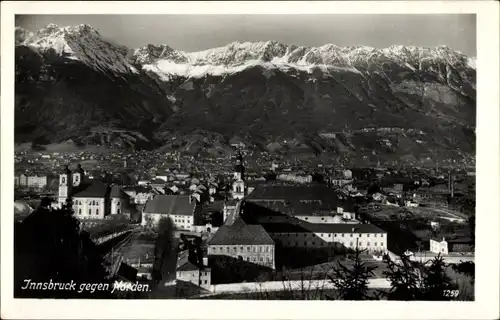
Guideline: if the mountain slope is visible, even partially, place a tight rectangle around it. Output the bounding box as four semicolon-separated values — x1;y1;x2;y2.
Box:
15;24;476;162
15;25;173;149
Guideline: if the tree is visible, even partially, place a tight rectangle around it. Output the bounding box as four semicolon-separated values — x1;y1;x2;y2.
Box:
152;217;175;286
468;215;475;250
382;253;455;301
420;255;454;300
327;245;377;300
14;198;110;298
382;253;422;300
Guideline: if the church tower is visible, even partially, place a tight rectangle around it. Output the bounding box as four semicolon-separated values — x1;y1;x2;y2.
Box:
232;151;245;200
58;165;73;207
73;164;85;187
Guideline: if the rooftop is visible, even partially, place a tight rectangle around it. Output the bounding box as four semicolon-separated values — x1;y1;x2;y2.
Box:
143;195;196;216
261;221;387;234
246;184;344;203
73;182;109;198
110;185;130;199
207;218;275;246
176;250;200;271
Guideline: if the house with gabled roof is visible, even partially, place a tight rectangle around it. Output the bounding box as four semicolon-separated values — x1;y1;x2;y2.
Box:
142;195;197;230
175;250;211;290
207;218;275;269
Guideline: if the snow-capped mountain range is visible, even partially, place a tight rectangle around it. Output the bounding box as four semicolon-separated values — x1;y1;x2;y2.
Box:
18;24;138;75
18;23;476;80
15;23;476;160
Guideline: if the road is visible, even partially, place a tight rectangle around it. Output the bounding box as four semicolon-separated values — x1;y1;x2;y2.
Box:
430;207;467;222
195;278;391;297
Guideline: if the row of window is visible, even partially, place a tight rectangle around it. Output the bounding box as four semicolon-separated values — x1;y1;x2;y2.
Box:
278;240;384;247
245;256;271;263
275;233;385;238
77;208;100;215
211;246;272;254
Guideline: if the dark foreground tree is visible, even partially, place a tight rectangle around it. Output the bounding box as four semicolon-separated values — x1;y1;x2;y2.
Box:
14;198;111;298
382;254;423;300
420;255;454;300
382;253;455;301
327;246;377;300
152;217;175;286
452;261;475;283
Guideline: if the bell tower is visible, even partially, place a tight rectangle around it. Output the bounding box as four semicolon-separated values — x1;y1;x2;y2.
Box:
232;150;245;200
73;164;85;187
58;165;73;207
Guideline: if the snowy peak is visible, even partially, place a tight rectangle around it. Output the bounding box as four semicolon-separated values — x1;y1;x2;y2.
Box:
137;40;475;80
131;44;187;65
19;23;138;75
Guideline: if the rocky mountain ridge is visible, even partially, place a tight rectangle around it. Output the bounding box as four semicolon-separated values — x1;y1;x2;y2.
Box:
15;24;476;163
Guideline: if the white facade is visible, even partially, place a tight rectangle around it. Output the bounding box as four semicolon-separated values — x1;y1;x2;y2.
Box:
232;180;245;200
343;169;353;179
73;197;106;219
27;175;48;189
155;175;169;182
135;192;155;204
142;212;194;231
208;244;275;269
58;173;73;207
176;269;211;289
72;172;83;187
277;174;313;184
270;231;387;252
295;215;344;224
110;197;124;215
430;238;448;255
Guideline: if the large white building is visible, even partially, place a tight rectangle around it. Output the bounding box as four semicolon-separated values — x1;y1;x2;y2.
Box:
430;238;449;255
142;195;197;230
261;222;388;253
207;218;276;269
58;164;130;219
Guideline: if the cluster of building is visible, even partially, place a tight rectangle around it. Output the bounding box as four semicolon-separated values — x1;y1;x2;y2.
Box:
171;152;389;289
31;148;473;291
14;172;56;190
56;164;132;219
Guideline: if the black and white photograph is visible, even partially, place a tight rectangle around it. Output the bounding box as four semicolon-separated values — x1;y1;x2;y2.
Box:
1;1;499;319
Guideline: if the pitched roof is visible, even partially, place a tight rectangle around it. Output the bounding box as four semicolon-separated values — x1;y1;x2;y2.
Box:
176;250;199;271
110;185;130;199
143;195;195;216
261;222;386;234
207;218;274;246
116;263;138;282
246;184;342;203
73;182;109;198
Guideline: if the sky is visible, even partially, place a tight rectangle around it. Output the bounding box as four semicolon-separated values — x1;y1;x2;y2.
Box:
15;14;477;56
